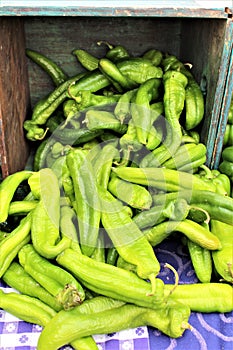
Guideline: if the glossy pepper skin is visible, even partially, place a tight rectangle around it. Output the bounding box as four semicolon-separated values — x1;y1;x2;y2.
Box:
152;189;233;226
37;298;191;350
165;282;233;313
57;248;166;309
112;166;216;193
0;170;34;223
26;48;68;86
131;77;161;145
0;289;98;350
211;220;233;283
195;164;231;196
30;168;71;259
0;212;32;278
18;244;85;310
66;148;101;256
100;187;161;294
144;219;221;250
2;261;62;311
0;289;56;327
143;70;188;167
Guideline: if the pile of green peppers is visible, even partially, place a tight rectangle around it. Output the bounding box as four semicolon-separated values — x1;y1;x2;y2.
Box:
0;43;233;350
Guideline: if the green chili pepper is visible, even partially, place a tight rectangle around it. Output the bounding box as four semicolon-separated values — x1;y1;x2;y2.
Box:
23;120;49;141
195;164;231;196
99;57;137;91
116;255;137;273
144;219;221;250
112;166;216;192
186;222;212;283
30;73;85;126
0;289;98;350
106;246;119;265
60;204;81;253
57;248;165;308
184;77;205;130
84;109;127;134
30;168;71;259
26;48;68;86
211;220;233;283
114;88;137;124
131;78;161;145
66;148;101;256
0;212;31;278
162;142;207;172
152;189;233;226
2;261;62;311
143;49;163;66
108;174;153;210
93;143;119;190
0;289;56;327
18;244;85;310
132;198;189;230
0;170;34;223
219;160;233;182
103;42;130;62
117;58;163;84
119;119;143;163
99;187;161;294
90;230;105;263
73;49;99;71
165;282;233;313
50;118;104;147
8;200;38;216
37;298;190;350
70;90;120;111
67;69;111;99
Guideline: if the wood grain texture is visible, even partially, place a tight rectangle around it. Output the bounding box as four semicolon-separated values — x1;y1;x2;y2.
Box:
0;18;30;177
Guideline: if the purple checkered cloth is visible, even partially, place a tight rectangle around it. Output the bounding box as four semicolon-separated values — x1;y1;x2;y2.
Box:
1;237;233;349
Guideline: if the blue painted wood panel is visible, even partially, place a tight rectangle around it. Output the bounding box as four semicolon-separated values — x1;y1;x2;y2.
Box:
0;0;231;17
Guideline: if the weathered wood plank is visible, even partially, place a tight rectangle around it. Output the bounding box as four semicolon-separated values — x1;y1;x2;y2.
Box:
0;18;30;177
0;0;230;18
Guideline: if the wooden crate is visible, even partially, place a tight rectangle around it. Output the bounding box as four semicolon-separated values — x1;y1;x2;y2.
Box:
0;2;232;177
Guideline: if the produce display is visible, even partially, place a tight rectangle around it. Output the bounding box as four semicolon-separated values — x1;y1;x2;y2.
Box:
0;42;232;350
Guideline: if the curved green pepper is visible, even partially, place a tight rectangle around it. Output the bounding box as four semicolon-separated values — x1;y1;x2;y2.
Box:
30;168;71;259
18;244;85;310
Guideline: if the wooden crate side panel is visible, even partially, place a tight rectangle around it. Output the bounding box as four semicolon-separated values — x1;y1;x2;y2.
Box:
212;40;233;169
24;17;182;107
0;18;30;177
180;18;227;152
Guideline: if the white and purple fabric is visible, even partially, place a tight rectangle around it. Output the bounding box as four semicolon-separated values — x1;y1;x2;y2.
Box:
1;238;233;350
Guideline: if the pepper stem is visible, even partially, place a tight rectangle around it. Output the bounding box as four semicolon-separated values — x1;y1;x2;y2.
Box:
200;164;213;179
182;322;193;331
164;263;179;297
96;40;114;50
146;273;156;296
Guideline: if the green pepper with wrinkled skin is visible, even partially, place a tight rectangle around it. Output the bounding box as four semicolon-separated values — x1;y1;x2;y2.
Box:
0;212;32;278
211;220;233;283
66;148;101;256
30;168;71;259
37;298;191;350
57;248;165;309
0;289;98;350
18;244;85;310
2;261;62;311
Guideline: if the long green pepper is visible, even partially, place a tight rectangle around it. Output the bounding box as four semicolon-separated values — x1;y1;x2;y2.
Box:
66;148;101;256
18;244;85;310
